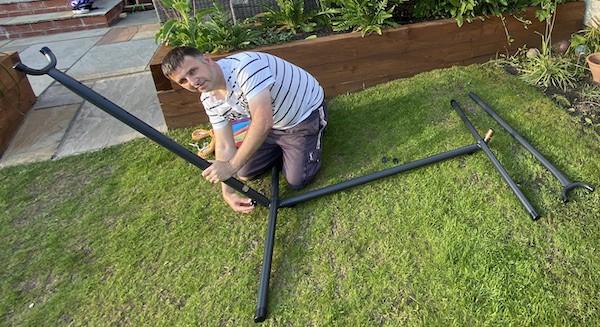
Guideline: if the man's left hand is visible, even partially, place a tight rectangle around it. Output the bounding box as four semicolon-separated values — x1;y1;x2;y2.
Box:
202;160;237;184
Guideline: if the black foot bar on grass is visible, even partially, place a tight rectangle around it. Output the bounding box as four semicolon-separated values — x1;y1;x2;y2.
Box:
279;144;481;208
451;100;539;220
468;92;594;202
254;165;280;323
13;46;270;208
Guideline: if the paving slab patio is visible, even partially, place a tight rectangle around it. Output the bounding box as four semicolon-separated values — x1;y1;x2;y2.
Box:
97;26;141;45
32;82;91;110
0;104;80;167
65;38;159;80
0;10;165;168
53;71;167;159
18;36;103;95
131;23;161;40
1;28;110;50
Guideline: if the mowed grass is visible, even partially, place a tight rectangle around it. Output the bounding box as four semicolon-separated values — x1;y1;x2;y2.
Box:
1;64;599;326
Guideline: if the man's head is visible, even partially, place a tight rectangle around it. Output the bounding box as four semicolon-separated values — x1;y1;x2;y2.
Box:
161;46;204;78
161;46;222;93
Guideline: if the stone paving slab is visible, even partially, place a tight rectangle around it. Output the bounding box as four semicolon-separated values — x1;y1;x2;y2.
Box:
97;26;140;45
18;36;102;70
65;38;159;80
26;73;56;97
131;23;160;40
115;10;158;27
0;103;80;168
0;28;109;49
54;71;167;159
16;36;101;95
32;82;92;110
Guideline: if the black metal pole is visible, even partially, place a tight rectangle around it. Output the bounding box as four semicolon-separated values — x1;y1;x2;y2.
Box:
450;100;539;220
279;144;481;208
14;47;270;207
254;166;280;323
468;92;594;202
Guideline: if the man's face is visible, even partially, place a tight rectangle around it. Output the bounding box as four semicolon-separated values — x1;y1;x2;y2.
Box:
168;55;218;93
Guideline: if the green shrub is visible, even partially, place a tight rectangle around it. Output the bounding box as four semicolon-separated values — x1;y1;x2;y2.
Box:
568;24;600;57
330;0;401;36
412;0;571;27
155;1;262;53
253;27;295;46
155;0;211;48
252;0;334;34
520;54;578;91
505;0;581;91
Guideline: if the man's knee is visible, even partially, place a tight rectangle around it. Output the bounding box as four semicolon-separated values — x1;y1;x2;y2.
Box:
288;180;309;190
237;174;255;182
286;160;321;190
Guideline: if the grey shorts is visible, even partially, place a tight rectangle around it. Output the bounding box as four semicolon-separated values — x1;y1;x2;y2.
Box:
237;102;328;189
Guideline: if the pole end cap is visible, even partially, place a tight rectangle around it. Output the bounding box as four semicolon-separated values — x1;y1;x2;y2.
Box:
254;307;267;323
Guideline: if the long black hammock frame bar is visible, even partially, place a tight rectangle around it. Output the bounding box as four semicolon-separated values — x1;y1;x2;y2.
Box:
14;47;590;322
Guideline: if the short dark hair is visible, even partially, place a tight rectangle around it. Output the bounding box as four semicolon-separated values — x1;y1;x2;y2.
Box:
161;46;205;78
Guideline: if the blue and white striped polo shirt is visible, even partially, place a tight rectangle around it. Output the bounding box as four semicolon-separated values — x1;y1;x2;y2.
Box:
201;52;324;130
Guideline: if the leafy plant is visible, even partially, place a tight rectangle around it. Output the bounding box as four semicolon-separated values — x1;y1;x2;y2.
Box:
198;3;262;53
330;0;399;36
414;0;472;26
253;0;333;34
568;20;600;57
155;1;262;53
253;26;295;46
414;0;519;26
412;0;571;27
520;54;577;91
155;0;211;48
510;0;578;91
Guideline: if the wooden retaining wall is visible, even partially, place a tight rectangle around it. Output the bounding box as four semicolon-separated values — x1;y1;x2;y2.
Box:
0;52;36;156
149;2;585;129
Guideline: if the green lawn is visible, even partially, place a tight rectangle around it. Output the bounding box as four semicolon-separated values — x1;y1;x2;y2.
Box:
1;64;599;326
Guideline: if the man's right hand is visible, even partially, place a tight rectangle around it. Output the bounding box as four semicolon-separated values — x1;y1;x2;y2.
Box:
222;186;255;213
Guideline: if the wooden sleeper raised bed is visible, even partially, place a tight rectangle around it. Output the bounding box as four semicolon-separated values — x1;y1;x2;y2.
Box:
0;51;36;156
149;2;585;129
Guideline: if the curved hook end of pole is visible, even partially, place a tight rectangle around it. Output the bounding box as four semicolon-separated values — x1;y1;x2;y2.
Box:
12;46;57;75
561;182;594;202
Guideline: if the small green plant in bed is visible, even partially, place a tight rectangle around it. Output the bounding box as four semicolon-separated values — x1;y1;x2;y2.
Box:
520;53;578;91
507;0;580;91
568;19;600;57
250;0;334;35
156;1;261;53
330;0;400;36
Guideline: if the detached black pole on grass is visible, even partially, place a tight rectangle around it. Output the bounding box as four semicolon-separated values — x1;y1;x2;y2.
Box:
14;47;270;208
468;92;594;202
254;166;280;323
450;100;539;220
279;144;481;208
